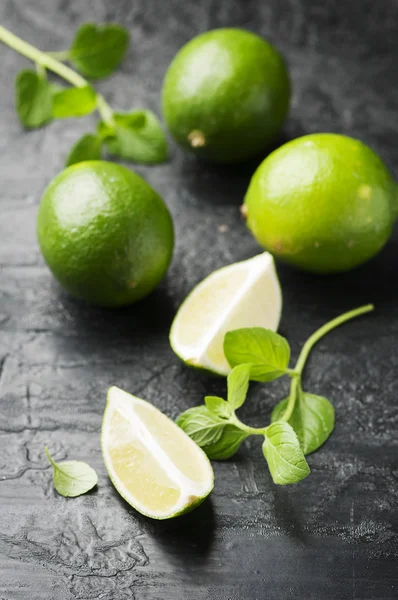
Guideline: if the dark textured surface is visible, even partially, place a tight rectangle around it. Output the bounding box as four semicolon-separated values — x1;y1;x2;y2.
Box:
0;1;398;598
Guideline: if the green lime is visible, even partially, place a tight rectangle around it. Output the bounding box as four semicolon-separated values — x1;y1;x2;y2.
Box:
37;161;174;306
162;28;290;163
243;134;397;273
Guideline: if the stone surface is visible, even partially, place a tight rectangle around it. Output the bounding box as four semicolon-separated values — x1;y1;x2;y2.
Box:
0;0;398;598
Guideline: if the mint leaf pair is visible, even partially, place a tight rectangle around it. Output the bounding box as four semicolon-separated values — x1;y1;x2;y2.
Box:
178;362;309;483
15;70;97;129
178;304;374;486
66;109;168;166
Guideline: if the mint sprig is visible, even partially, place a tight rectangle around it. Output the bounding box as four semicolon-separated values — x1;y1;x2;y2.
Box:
177;304;373;485
0;24;168;166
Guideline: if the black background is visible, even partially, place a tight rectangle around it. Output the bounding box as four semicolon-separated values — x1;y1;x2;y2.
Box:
0;1;397;599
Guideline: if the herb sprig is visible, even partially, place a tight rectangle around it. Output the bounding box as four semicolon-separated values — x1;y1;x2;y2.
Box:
0;24;168;166
177;304;373;485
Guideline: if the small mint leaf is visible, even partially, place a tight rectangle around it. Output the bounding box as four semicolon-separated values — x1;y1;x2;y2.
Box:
69;23;129;79
205;396;232;419
227;364;251;409
66;133;102;167
202;425;249;460
262;422;310;484
45;447;98;497
176;406;225;447
224;328;291;382
15;69;52;128
272;391;335;455
100;110;168;164
52;85;97;118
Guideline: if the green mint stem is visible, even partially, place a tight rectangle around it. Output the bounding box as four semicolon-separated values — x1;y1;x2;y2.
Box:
0;25;86;86
281;304;374;422
96;94;116;127
46;50;71;61
35;62;46;79
231;413;268;436
0;25;115;127
44;446;56;467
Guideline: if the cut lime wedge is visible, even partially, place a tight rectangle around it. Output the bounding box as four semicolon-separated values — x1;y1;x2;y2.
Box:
101;387;214;519
170;252;282;375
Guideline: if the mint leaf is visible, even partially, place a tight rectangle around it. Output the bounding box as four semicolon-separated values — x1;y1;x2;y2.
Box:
66;133;102;166
272;391;335;455
227;364;251;409
177;406;248;460
202;424;249;460
52;85;97;118
224;328;291;382
69;23;129;79
205;396;232;419
15;69;52;128
99;110;168;164
177;406;225;446
45;447;98;497
262;422;310;484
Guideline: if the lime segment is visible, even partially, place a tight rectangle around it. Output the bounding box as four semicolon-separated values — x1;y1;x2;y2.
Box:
170;252;282;375
101;387;214;519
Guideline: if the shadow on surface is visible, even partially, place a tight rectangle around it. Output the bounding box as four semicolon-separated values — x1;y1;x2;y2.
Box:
121;495;216;565
270;486;307;543
278;236;398;324
53;281;177;339
177;121;307;207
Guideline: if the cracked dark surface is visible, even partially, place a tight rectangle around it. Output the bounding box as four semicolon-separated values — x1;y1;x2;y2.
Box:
0;0;398;598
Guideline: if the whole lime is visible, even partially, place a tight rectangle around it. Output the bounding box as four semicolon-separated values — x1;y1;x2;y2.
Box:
37;161;174;306
243;134;397;273
162;28;290;163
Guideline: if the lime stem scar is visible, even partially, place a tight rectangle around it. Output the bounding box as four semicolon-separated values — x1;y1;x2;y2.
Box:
240;204;248;219
188;130;206;148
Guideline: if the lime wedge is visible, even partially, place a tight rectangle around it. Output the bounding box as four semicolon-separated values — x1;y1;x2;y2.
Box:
101;386;214;519
170;252;282;375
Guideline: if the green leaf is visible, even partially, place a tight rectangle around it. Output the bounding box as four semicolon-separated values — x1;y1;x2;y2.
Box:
262;422;310;484
177;406;225;447
15;69;53;128
205;396;232;419
224;328;291;382
69;23;129;79
202;424;249;460
52;85;97;118
227;364;251;409
45;447;98;497
177;406;248;460
271;391;335;455
99;110;168;164
65;133;102;166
